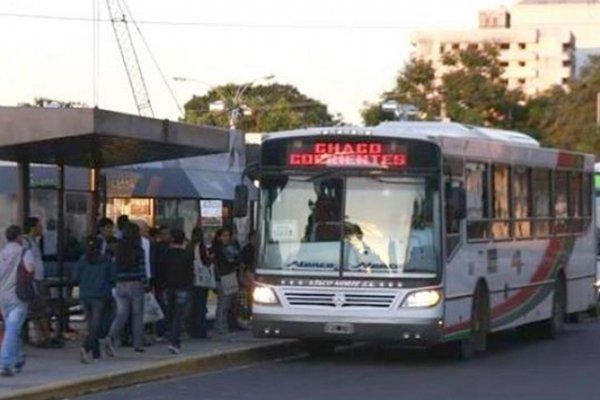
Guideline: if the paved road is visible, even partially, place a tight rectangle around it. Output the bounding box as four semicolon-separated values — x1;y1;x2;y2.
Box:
81;320;600;400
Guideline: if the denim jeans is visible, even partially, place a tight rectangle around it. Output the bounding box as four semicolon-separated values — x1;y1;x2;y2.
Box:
81;298;112;356
154;287;169;338
166;289;189;348
0;301;28;370
109;281;145;349
215;290;236;335
188;287;209;338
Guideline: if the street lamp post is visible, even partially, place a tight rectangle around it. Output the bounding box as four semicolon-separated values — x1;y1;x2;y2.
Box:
173;74;275;129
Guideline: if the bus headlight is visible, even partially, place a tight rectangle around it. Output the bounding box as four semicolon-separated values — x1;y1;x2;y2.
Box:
253;286;280;305
402;289;441;308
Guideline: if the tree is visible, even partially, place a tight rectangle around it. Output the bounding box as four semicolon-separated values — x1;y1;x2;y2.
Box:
361;44;527;129
527;56;600;155
361;58;438;124
182;83;339;132
440;44;526;128
18;97;87;108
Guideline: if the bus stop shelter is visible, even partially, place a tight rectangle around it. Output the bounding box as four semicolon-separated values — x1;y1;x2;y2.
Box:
0;106;231;333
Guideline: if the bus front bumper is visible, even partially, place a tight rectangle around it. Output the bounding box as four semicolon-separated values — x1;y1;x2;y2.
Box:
252;314;444;346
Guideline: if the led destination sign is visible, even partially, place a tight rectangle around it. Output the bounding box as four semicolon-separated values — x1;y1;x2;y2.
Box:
288;141;407;168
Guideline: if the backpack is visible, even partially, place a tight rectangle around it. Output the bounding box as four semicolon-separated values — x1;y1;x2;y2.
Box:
16;249;35;302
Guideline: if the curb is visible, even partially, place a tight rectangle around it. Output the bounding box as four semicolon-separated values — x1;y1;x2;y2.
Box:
0;340;302;400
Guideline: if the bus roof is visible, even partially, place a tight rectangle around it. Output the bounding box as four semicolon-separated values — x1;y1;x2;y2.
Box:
262;121;540;148
261;121;594;170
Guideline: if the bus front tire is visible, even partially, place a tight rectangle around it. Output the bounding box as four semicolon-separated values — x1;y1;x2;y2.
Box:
435;285;489;361
460;284;490;359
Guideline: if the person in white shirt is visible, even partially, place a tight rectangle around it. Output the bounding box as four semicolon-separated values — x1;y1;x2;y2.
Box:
0;225;35;377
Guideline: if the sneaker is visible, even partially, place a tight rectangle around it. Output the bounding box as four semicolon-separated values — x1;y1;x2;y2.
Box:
103;338;116;358
14;359;25;373
1;368;14;378
168;345;180;355
80;347;91;364
134;347;146;353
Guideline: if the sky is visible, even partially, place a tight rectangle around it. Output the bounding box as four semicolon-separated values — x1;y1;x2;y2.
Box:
0;0;511;126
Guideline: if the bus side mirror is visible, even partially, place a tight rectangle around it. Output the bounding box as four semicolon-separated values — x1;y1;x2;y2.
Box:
233;184;248;218
447;186;466;220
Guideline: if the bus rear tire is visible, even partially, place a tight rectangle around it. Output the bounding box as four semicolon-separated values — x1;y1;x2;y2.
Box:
537;275;566;340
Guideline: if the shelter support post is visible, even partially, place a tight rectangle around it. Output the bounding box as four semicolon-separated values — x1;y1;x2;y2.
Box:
17;162;30;227
57;164;66;336
88;168;101;235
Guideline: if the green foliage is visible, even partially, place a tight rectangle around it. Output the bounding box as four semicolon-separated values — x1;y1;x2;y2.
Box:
441;44;525;128
18;97;87;108
361;58;439;123
527;56;600;155
362;44;526;129
182;83;338;132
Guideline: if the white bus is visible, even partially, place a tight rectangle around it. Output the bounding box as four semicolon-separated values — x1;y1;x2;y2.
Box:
240;122;597;358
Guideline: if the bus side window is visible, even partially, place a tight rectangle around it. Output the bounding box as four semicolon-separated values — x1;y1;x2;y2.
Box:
533;169;552;237
492;164;511;240
554;171;569;235
465;162;490;241
512;167;532;239
444;157;463;257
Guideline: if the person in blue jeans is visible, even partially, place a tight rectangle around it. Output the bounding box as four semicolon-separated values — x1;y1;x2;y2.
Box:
164;229;194;354
0;225;35;377
105;223;147;356
72;236;116;364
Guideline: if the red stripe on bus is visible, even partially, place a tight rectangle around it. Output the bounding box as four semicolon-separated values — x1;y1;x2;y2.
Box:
490;238;562;320
445;238;563;335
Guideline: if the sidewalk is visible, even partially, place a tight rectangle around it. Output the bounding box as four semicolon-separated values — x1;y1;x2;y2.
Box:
0;332;299;400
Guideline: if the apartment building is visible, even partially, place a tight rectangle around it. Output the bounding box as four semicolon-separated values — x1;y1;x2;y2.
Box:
412;6;575;96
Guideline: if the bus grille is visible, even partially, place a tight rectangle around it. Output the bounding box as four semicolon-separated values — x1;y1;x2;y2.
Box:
283;291;396;308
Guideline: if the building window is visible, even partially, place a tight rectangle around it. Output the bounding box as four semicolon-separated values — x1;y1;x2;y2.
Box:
500;61;509;68
563;42;572;52
518;78;526;85
562;78;569;85
500;78;509;85
452;43;460;50
518;61;526;67
563;60;572;67
500;43;510;50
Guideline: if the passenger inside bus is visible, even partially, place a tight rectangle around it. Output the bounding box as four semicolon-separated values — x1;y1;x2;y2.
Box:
404;199;437;272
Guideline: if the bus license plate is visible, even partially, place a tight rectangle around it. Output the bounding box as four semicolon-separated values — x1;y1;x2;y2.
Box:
324;323;354;335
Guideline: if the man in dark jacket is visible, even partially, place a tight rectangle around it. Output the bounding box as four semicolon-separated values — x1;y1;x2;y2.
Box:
163;229;193;354
151;226;171;341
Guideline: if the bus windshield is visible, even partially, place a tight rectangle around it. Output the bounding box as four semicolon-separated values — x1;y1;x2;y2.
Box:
260;174;441;276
